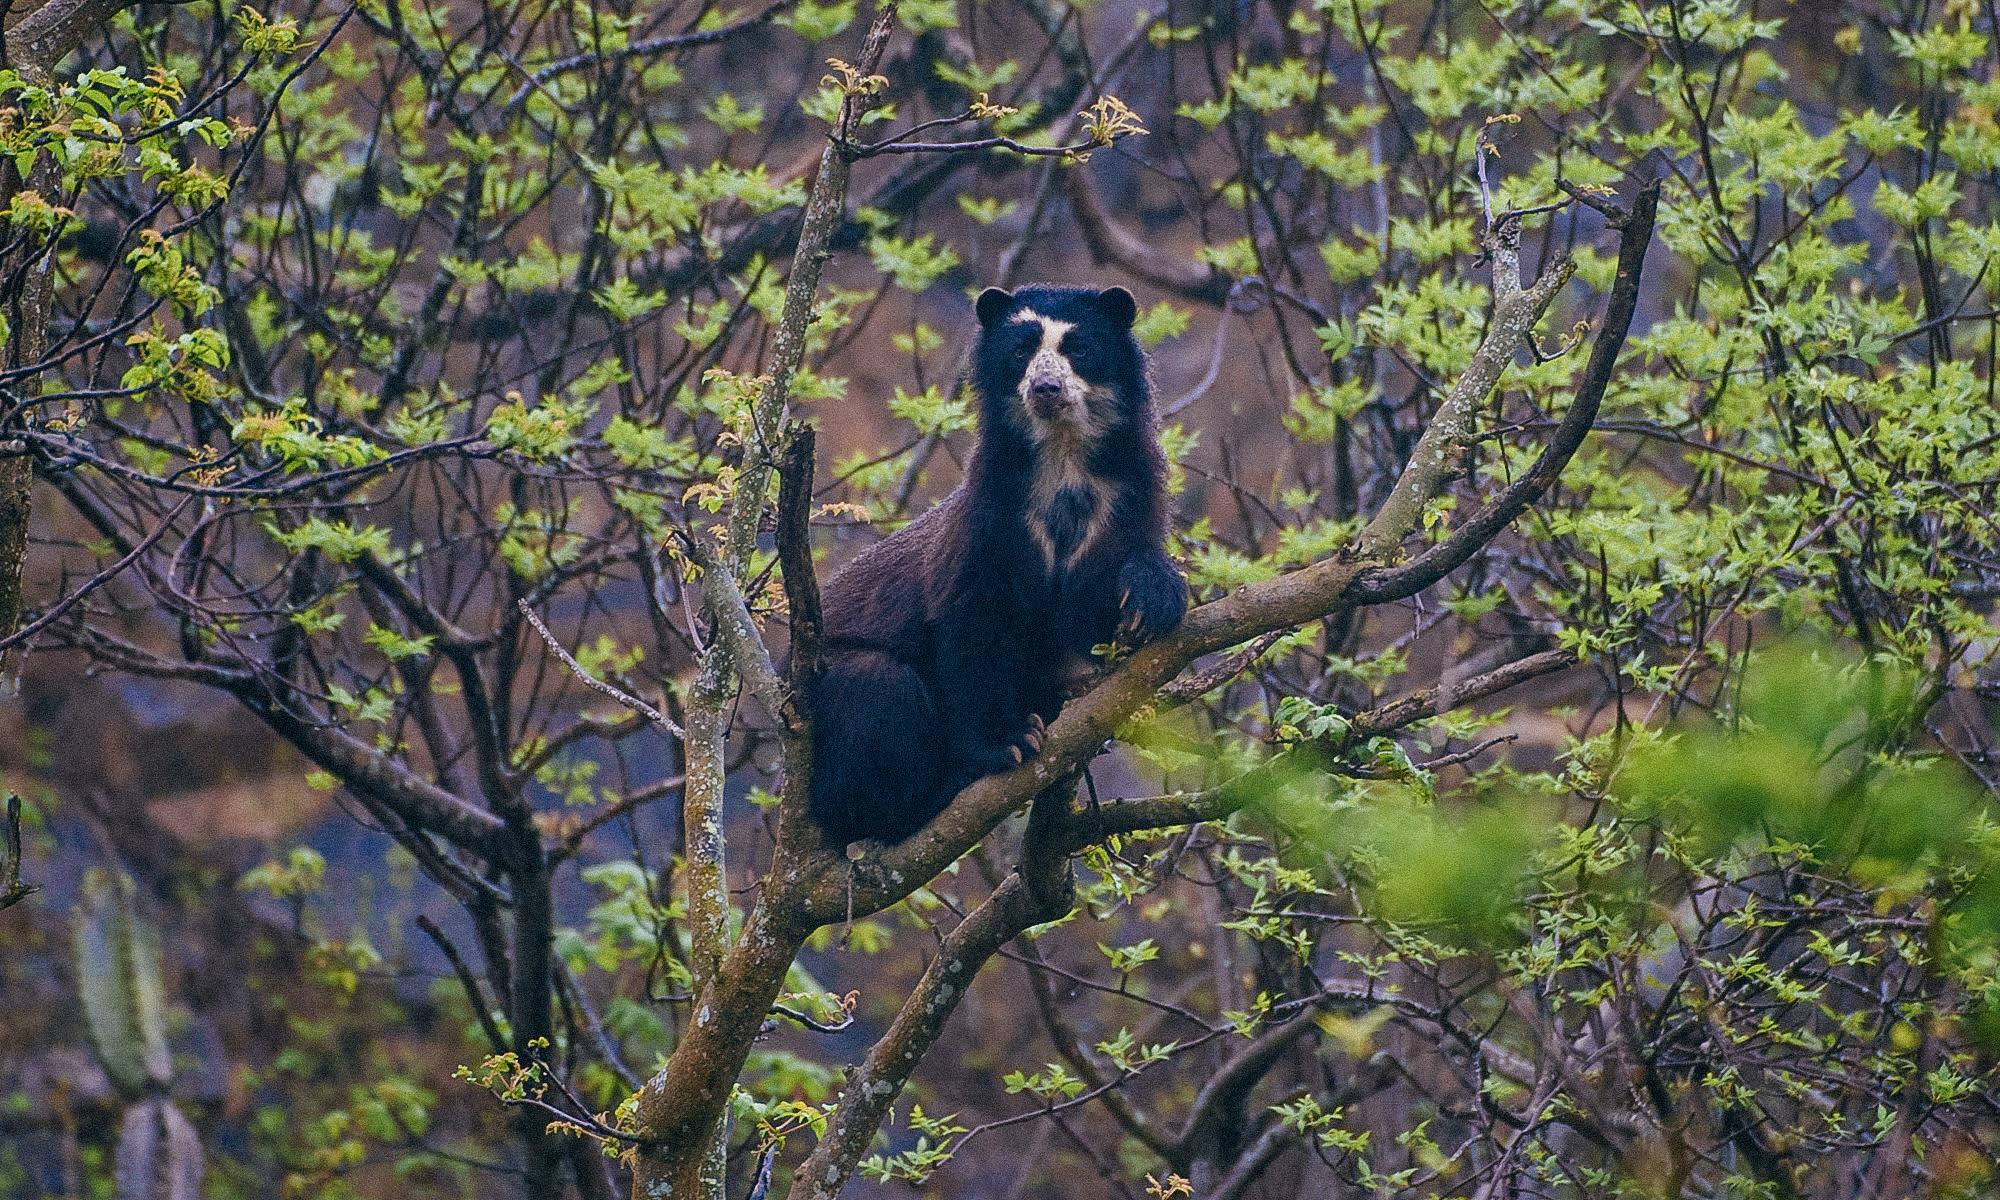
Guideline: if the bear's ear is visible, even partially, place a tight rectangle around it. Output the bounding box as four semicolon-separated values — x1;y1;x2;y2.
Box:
975;287;1015;327
1094;286;1138;329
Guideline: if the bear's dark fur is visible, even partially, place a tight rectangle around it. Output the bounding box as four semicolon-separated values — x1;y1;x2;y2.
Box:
808;284;1188;845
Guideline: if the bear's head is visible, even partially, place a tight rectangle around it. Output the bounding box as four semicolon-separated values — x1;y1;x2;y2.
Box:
972;284;1146;449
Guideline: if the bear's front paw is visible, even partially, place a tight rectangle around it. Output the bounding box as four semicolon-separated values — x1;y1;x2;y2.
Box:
1116;556;1189;644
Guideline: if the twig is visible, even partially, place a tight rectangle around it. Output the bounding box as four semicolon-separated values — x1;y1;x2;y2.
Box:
417;914;508;1053
0;494;194;653
766;998;857;1034
560;960;642;1091
503;0;797;113
745;1143;779;1200
849;132;1102;158
554;773;687;860
1160;307;1233;418
516;598;683;737
1161;631;1282;699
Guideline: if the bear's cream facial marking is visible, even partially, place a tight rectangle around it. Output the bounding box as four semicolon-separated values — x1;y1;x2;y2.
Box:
1010;309;1116;571
1010;311;1102;440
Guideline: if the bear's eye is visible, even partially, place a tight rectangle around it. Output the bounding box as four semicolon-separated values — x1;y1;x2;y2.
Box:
1066;343;1098;371
1010;338;1035;363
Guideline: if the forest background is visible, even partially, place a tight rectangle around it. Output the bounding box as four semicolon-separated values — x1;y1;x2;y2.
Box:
3;0;2000;1197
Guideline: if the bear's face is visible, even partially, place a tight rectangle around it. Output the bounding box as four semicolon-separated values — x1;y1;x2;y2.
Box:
974;285;1142;448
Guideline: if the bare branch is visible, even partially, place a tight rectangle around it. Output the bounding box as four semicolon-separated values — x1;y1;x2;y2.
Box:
418;914;508;1054
777;428;824;688
502;0;797;114
1064;167;1229;304
515;598;684;737
0;794;35;911
1161;631;1283;700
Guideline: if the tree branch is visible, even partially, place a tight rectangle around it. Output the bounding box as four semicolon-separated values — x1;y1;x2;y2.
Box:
1352;216;1574;562
777;428;823;689
1346;648;1578;739
627;19;902;1194
0;794;35;910
1069;646;1582;843
1354;176;1662;602
1020;944;1180;1163
1064;166;1229;305
724;6;897;570
246;689;511;857
502;0;797;114
784;789;1075;1200
516;598;684;736
688;535;792;729
417;914;508;1054
6;0;135;70
1171;1016;1319;1164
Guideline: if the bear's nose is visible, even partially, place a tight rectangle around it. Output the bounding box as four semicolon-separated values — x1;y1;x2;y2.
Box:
1029;377;1064;402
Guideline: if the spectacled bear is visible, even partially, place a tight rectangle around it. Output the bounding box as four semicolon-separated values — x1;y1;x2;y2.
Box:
808;284;1189;846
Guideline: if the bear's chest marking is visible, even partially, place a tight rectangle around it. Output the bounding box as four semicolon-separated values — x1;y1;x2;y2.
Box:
1027;448;1113;573
1042;485;1095;565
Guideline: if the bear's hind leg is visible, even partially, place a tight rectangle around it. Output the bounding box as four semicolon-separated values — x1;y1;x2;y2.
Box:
808;649;947;845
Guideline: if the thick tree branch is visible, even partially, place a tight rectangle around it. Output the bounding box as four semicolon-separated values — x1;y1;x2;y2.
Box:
1172;1016;1319;1164
677;650;733;1199
1207;1115;1294;1200
1352;217;1574;562
6;0;132;70
245;688;511;857
626;13;899;1196
626;899;813;1179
